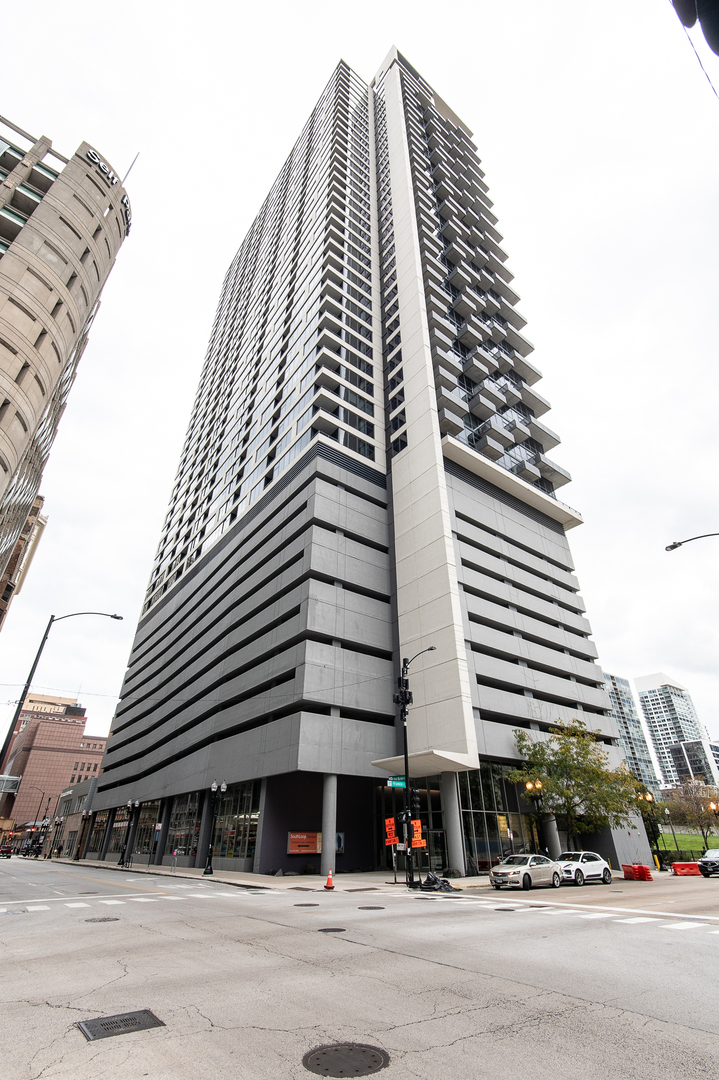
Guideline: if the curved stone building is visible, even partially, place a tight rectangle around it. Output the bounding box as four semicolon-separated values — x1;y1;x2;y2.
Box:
0;118;130;578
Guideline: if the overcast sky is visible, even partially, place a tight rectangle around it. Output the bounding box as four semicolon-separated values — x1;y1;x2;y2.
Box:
1;1;717;746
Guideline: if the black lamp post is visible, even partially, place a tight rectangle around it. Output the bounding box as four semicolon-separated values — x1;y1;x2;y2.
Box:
0;611;122;772
665;532;719;552
118;799;140;867
637;791;661;849
25;786;45;855
393;646;436;889
524;780;544;851
49;816;64;858
664;806;679;850
203;780;227;875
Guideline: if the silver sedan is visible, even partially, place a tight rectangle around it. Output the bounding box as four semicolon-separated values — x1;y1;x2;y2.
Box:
489;854;562;891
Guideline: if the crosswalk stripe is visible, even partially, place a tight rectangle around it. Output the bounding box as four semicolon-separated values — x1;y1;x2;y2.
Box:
65;903;90;908
26;905;50;911
616;917;658;923
659;922;702;930
99;900;125;905
578;913;617;919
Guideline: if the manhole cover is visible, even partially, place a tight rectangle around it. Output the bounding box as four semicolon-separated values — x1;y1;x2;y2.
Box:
303;1042;389;1076
358;906;384;910
317;927;346;933
295;903;320;907
76;1009;165;1042
85;917;120;923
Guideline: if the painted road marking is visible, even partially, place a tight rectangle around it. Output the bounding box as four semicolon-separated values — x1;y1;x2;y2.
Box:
26;905;50;911
616;917;659;923
65;903;90;908
578;912;617;920
99;900;125;905
129;897;158;903
660;921;703;931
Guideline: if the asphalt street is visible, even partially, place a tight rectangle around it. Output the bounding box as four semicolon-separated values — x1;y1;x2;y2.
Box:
1;858;718;1079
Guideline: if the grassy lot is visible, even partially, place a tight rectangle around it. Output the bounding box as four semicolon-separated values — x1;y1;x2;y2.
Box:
656;831;719;853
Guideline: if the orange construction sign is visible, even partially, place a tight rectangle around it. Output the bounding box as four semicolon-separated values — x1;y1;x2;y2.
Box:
411;819;427;848
385;816;398;846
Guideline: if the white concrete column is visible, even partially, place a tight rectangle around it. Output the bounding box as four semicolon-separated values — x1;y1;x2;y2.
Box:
440;772;466;876
321;773;338;878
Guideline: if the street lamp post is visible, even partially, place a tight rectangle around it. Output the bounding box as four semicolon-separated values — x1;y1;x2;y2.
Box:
665;807;679;850
665;532;719;552
524;780;544;851
49;816;64;858
118;800;140;867
0;611;123;771
203;780;227;876
637;792;660;849
393;646;436;890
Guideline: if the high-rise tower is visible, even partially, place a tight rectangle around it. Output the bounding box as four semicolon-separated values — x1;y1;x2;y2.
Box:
93;51;647;875
603;673;660;794
635;672;709;785
0;117;130;580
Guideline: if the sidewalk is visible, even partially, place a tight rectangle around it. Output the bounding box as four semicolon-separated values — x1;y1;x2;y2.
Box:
51;857;494;892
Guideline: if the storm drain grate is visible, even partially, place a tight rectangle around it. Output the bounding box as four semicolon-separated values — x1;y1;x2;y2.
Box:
358;906;384;910
85;917;120;923
495;908;515;911
318;927;346;933
303;1042;390;1076
295;903;320;907
76;1010;165;1042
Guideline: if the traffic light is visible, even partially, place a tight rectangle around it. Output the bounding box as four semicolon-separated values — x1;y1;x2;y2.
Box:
393;677;413;708
673;0;719;55
410;788;421;816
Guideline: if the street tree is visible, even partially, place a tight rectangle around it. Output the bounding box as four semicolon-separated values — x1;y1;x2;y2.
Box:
507;720;641;849
665;780;718;847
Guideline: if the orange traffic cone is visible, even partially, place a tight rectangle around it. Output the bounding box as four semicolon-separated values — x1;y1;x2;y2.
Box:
324;868;334;890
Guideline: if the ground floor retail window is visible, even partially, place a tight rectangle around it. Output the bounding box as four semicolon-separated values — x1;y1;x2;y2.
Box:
85;811;109;855
166;792;201;857
132;800;162;864
211;780;260;859
106;807;132;854
459;762;540;872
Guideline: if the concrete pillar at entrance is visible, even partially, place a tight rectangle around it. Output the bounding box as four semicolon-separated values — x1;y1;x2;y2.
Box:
99;808;116;860
541;815;562;860
154;798;173;864
440;772;466;876
193;790;213;870
320;773;337;878
252;778;268;875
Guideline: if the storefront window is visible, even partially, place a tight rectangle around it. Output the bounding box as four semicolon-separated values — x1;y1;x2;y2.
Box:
167;792;201;857
211;780;260;859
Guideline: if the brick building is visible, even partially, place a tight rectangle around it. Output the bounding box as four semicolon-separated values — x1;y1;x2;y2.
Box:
0;693;105;828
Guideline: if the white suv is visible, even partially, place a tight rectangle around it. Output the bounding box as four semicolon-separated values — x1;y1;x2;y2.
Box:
557;851;612;886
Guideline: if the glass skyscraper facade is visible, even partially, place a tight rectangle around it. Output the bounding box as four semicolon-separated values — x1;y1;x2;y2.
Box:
603;673;659;795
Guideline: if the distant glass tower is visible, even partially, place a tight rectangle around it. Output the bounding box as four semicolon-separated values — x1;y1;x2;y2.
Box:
603;673;659;794
635;673;709;785
92;49;647;876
